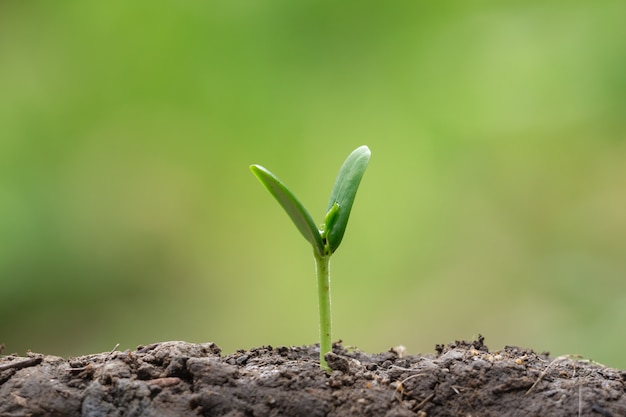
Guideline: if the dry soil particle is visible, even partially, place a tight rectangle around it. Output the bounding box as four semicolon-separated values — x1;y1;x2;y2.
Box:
0;337;625;417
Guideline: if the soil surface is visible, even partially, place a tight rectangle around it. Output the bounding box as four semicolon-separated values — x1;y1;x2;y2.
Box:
1;336;625;416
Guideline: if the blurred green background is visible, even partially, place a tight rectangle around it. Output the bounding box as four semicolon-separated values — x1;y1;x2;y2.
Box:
1;1;625;368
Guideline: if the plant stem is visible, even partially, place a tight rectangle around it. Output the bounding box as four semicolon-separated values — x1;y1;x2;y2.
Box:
314;253;332;372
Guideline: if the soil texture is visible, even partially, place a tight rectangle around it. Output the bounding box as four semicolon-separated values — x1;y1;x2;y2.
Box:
1;336;625;416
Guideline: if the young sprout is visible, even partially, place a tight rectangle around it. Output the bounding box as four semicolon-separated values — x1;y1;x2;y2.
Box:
250;145;371;372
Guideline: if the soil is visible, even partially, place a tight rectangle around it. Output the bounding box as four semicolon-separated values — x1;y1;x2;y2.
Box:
1;336;624;417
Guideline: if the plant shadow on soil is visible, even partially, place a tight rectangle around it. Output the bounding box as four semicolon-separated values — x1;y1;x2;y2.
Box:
0;336;625;417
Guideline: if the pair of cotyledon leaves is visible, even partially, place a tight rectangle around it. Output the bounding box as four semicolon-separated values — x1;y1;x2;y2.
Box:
250;145;371;258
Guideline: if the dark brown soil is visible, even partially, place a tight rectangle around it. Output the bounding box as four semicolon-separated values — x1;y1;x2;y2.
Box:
1;336;624;416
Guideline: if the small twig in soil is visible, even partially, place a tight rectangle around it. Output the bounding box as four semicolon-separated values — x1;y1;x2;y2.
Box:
67;343;120;373
413;392;436;411
578;383;582;417
391;373;430;402
105;343;120;360
391;372;437;412
526;355;568;395
0;356;42;372
524;354;595;417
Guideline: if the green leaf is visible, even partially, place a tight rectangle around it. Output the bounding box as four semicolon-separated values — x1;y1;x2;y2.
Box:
325;145;371;253
323;202;340;239
250;164;325;256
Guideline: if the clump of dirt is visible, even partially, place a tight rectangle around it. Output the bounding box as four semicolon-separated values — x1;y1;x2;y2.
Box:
1;336;624;416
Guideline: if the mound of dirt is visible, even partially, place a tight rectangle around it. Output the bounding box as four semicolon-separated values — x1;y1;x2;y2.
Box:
1;336;624;416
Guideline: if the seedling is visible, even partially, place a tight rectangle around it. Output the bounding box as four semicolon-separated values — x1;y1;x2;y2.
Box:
250;145;371;371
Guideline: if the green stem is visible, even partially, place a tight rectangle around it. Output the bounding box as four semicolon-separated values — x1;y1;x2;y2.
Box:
314;253;332;372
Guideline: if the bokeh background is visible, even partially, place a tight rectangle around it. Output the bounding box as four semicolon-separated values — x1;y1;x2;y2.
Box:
2;1;625;368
